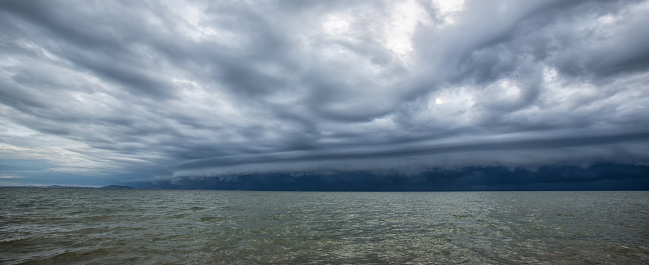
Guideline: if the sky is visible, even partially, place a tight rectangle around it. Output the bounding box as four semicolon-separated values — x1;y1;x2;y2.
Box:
1;0;649;190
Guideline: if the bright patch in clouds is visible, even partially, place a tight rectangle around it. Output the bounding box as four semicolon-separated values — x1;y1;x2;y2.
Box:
431;0;465;25
383;0;429;58
323;14;351;36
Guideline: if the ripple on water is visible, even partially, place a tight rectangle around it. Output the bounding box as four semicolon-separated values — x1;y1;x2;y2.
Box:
1;189;648;264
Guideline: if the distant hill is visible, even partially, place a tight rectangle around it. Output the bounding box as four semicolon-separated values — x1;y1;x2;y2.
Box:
46;185;93;189
101;185;135;189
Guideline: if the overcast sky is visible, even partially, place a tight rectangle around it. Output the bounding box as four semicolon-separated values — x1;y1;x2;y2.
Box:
1;0;649;188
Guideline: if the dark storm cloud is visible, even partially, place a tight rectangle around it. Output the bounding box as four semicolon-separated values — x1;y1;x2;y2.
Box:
139;163;649;191
171;130;649;178
0;0;178;99
1;0;648;187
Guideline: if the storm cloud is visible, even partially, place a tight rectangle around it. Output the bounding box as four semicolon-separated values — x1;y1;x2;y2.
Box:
1;0;648;188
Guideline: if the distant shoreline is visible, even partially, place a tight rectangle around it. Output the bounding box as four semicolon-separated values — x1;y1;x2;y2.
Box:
0;185;135;189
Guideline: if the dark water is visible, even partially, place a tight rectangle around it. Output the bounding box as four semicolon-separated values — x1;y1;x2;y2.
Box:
1;188;648;264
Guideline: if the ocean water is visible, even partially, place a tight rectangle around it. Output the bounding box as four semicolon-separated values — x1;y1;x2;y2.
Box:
1;188;648;264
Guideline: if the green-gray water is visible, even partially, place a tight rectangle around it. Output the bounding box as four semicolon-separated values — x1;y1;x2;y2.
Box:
1;188;648;264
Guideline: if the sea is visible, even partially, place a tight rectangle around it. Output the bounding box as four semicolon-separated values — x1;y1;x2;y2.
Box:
1;188;648;264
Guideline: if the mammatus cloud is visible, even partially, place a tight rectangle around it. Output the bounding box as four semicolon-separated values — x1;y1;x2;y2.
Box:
1;0;648;186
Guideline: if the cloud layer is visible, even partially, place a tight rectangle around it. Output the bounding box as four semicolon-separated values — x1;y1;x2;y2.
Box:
1;0;649;186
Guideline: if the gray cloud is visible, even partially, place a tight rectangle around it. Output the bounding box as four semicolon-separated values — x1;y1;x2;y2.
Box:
1;0;648;186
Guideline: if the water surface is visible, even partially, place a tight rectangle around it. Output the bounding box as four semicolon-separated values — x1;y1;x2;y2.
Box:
1;188;648;264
